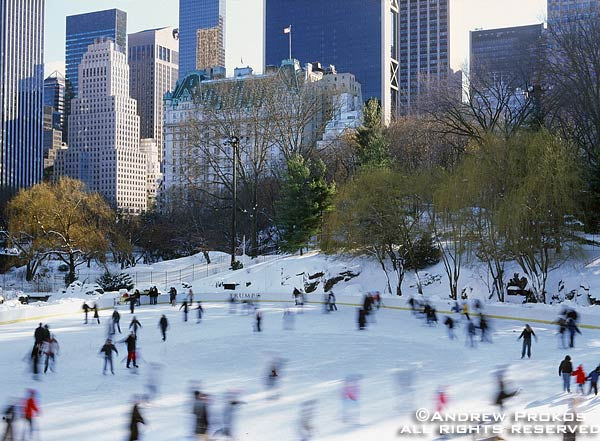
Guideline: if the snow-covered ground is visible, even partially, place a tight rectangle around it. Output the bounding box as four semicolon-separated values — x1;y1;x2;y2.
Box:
1;299;600;441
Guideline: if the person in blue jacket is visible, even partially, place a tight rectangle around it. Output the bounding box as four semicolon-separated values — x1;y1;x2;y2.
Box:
587;365;600;396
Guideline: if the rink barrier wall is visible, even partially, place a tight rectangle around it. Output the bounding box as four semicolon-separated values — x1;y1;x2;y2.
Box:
1;291;599;330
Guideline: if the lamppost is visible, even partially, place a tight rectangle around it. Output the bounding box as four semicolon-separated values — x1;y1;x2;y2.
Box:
225;135;240;267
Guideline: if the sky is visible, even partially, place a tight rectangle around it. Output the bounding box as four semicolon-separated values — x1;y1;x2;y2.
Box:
44;0;548;78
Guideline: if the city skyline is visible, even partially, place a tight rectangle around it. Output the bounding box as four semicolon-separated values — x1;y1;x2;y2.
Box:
46;0;546;78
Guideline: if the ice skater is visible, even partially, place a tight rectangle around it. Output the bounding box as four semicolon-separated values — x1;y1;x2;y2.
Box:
121;332;138;369
298;400;316;441
196;301;204;323
341;375;360;424
129;316;142;336
466;320;477;348
159;315;169;341
479;314;491;342
328;292;337;312
518;324;537;359
112;309;121;334
93;303;100;324
494;367;518;411
29;342;41;378
444;316;455;339
572;365;586;394
169;287;177;306
129;397;145;441
559;355;574;393
180;300;189;322
557;317;567;348
254;308;262;332
22;389;39;441
567;318;581;348
82;302;90;324
129;293;136;314
357;308;366;330
99;338;118;375
587;366;600;396
282;308;295;330
192;390;209;440
217;391;245;439
42;334;59;373
1;399;16;441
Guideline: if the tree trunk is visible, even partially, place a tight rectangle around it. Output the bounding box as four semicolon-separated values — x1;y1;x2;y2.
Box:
67;254;76;286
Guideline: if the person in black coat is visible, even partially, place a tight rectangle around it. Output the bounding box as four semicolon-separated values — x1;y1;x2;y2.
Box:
518;324;537;358
129;317;142;336
2;402;16;441
129;399;145;441
363;295;373;315
129;294;136;314
169;287;177;306
255;309;262;332
112;309;121;334
121;333;138;368
196;301;204;323
444;316;455;339
559;355;574;393
567;319;582;348
33;323;45;345
93;304;100;324
328;292;337;312
358;309;366;330
99;338;118;374
82;302;90;323
179;300;189;322
159;315;168;341
193;391;209;439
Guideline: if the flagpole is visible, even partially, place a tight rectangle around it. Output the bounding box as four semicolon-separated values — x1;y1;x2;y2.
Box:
288;25;292;60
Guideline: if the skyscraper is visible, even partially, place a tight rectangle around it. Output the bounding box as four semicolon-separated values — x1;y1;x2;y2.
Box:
548;0;599;26
179;0;225;77
0;0;45;198
64;9;127;139
470;24;543;89
397;0;450;112
44;71;66;132
196;17;225;70
265;0;447;118
55;39;147;214
128;27;179;160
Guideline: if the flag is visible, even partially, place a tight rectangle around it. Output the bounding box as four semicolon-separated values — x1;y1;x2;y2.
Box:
283;25;291;34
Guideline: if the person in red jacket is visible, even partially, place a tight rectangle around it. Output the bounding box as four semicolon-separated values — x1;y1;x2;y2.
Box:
23;389;40;440
572;365;587;394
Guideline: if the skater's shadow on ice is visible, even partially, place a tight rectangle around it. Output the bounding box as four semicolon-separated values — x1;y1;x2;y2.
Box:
525;394;574;409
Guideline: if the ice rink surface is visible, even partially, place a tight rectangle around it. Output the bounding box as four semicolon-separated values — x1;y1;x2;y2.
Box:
1;301;600;441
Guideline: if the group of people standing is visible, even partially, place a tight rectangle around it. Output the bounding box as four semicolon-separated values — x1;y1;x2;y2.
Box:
558;355;600;395
30;323;59;377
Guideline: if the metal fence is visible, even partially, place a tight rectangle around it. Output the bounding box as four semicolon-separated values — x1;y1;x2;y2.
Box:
4;254;283;294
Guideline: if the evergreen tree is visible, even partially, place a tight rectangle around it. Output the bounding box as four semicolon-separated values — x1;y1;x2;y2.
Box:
276;155;335;254
354;99;390;168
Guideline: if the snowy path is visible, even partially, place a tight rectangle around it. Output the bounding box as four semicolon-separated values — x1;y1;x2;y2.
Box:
1;303;600;441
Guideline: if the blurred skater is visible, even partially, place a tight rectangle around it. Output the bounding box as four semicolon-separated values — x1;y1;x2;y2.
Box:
587;366;600;396
169;287;177;306
93;303;100;324
479;315;491;342
129;293;136;314
466;320;477;348
265;359;281;399
436;387;448;413
357;309;366;330
341;376;360;424
180;300;189;322
1;400;16;441
219;391;245;439
298;400;316;441
22;390;39;441
129;398;145;441
159;315;168;341
557;317;567;349
192;391;209;440
42;334;59;373
494;367;518;411
196;301;204;323
112;309;121;334
283;309;295;330
567;319;581;348
129;316;142;336
328;292;337;312
518;324;537;359
254;309;262;332
82;302;90;324
99;338;118;375
444;316;455;340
